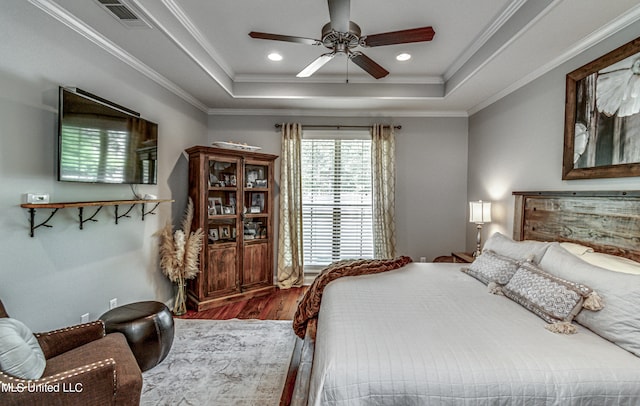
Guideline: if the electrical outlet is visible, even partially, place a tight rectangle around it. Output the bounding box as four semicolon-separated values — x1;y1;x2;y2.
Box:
81;313;89;323
26;193;50;204
110;298;118;309
419;256;427;262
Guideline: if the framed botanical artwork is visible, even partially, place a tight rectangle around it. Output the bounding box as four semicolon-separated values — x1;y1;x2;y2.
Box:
563;36;640;180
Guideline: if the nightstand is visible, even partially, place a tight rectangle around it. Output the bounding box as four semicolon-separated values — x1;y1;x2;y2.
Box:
451;252;475;263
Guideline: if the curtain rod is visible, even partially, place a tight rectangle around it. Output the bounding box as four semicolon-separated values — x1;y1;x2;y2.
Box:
274;124;401;131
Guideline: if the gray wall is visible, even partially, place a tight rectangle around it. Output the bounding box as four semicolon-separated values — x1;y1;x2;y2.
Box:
208;115;469;263
467;20;640;250
0;5;208;331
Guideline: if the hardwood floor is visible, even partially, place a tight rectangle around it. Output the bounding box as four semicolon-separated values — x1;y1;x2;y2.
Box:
178;286;308;320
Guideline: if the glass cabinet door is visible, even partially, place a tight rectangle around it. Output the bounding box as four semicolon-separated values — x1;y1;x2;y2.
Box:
243;163;269;242
207;158;239;246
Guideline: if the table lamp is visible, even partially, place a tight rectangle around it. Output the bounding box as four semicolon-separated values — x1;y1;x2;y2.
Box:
469;200;491;257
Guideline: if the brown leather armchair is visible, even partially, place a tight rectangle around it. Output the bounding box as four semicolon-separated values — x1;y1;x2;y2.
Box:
0;299;142;406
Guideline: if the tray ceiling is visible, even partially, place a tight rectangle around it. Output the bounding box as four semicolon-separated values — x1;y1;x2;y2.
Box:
30;0;640;115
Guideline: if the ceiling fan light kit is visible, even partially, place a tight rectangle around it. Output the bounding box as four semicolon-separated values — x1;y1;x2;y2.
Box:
249;0;434;79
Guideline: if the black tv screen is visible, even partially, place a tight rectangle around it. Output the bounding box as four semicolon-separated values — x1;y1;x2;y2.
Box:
58;87;158;184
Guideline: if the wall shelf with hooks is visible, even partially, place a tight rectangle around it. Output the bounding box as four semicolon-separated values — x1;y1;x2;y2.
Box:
20;199;173;237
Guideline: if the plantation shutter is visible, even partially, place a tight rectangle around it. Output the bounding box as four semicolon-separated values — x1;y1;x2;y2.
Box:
301;137;374;267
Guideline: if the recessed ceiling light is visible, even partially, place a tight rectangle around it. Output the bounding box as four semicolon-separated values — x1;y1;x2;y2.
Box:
396;53;411;62
268;53;283;61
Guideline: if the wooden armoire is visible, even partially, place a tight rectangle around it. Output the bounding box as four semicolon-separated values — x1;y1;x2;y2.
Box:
185;146;278;311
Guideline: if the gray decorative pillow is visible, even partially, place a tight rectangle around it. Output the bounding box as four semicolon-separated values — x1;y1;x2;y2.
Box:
540;243;640;356
461;250;519;285
0;318;46;379
502;262;593;325
482;232;550;263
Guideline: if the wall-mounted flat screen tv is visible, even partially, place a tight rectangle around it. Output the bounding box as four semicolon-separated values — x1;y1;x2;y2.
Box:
58;87;158;184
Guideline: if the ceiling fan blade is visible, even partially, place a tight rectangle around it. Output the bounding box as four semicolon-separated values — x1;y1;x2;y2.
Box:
327;0;350;32
350;52;389;79
249;31;321;46
297;53;335;77
362;26;435;47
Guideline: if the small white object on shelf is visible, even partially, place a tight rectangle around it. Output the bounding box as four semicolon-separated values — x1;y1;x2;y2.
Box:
211;141;261;151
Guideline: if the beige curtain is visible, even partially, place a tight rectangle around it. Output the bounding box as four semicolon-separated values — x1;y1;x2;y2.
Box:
371;124;397;259
277;123;304;288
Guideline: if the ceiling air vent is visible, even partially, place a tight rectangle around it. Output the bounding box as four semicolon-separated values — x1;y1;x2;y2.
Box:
94;0;152;28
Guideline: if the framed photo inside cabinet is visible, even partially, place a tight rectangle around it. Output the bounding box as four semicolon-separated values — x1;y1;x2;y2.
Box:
207;198;217;215
208;228;219;241
563;36;640;180
251;193;265;212
218;225;231;240
210;197;223;215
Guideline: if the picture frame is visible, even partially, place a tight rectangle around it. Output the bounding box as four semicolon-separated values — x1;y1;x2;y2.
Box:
250;206;261;214
207;198;217;216
251;193;265;211
563;36;640;180
222;205;235;215
209;228;219;241
255;179;267;187
211;197;223;215
218;225;231;240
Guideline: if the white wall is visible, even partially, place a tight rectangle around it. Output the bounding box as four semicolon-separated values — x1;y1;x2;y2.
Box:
467;21;640;249
208;115;469;263
0;4;208;330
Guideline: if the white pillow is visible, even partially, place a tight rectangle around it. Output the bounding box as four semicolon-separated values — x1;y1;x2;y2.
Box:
580;251;640;275
482;232;550;264
0;318;46;379
559;242;594;256
540;243;640;357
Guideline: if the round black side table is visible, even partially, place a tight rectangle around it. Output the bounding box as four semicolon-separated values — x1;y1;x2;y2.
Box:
100;301;174;372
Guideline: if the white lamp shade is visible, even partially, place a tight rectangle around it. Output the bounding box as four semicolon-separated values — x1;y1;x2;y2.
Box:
469;200;492;224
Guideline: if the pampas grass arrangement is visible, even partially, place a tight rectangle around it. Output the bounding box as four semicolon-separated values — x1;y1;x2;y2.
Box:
157;198;204;315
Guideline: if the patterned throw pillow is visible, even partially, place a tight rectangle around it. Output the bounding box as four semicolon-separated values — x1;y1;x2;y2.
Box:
502;262;593;324
461;250;519;286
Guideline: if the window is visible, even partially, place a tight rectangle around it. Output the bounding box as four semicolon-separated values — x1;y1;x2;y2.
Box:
301;132;373;268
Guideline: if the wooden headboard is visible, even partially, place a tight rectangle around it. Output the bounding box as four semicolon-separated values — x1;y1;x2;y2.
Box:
513;191;640;263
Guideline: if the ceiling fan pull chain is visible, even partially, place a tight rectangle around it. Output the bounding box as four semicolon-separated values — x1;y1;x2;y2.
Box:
346;56;349;84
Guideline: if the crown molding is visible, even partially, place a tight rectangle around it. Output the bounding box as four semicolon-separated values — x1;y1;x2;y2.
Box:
444;0;527;81
130;0;233;95
207;108;468;118
28;0;208;112
445;0;560;98
160;0;234;78
234;74;444;85
467;3;640;116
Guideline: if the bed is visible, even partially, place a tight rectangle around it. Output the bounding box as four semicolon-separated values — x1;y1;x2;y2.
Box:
291;190;640;405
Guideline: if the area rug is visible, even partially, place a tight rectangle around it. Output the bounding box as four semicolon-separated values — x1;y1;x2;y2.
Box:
141;318;296;406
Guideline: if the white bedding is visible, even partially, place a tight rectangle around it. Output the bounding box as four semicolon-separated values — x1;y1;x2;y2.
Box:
308;262;640;405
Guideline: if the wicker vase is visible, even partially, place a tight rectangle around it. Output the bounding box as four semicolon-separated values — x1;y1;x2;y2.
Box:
173;278;187;316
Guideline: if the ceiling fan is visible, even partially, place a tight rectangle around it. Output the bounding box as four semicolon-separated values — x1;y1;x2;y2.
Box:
248;0;435;79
